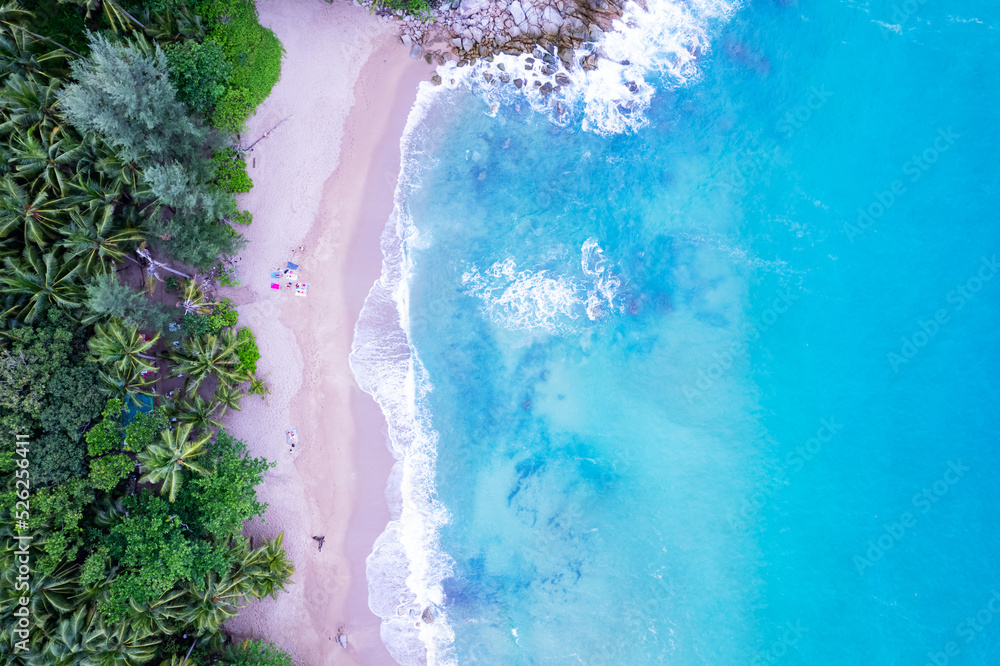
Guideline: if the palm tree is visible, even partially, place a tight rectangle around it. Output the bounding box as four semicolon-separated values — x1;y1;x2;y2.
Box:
0;176;73;246
0;247;82;323
0;73;63;138
243;533;295;600
137;422;210;502
94;146;147;192
0;29;68;81
37;606;160;666
174;394;222;430
178;569;244;636
213;381;243;417
96;361;155;406
69;171;126;211
36;607;106;665
62;0;147;34
11;132;88;196
119;589;187;641
58;205;144;275
178;278;216;316
166;331;241;395
87;318;159;377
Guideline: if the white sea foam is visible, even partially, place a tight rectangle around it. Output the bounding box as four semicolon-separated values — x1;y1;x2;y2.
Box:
350;82;457;666
461;238;622;333
351;3;740;660
461;257;583;333
435;0;740;134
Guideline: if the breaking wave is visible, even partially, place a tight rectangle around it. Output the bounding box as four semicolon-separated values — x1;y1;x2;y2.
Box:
435;0;741;134
461;238;623;333
349;84;456;665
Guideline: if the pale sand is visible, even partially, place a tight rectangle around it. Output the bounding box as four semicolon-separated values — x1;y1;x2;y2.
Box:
221;1;432;663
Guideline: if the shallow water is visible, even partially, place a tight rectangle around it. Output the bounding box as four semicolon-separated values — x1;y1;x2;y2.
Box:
353;0;1000;662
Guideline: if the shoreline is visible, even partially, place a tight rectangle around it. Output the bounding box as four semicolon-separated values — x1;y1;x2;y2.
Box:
222;1;432;663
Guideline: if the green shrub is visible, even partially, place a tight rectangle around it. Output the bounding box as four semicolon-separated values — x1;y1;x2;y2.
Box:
232;210;253;226
213;146;253;193
80;545;111;587
124;407;169;452
182;298;238;336
212;86;254;134
182;312;213;337
195;0;283;133
235;326;260;374
166;39;231;118
221;639;292;666
89;453;135;491
211;298;239;330
85;399;126;457
371;0;432;14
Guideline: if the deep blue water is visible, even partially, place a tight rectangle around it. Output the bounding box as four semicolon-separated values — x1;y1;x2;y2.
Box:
355;0;1000;663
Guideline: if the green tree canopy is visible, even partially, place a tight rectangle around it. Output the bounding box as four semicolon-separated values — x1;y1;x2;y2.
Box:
60;32;211;166
0;310;103;483
179;430;272;538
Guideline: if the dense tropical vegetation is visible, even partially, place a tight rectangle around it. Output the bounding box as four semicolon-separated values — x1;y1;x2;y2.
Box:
0;0;292;663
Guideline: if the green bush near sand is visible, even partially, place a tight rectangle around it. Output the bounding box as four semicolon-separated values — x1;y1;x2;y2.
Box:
371;0;433;16
213;145;255;193
195;0;284;133
166;38;232;119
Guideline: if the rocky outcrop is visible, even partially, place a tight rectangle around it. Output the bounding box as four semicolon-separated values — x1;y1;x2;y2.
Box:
363;0;628;72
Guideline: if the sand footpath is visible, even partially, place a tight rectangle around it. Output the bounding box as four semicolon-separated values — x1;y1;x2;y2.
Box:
221;1;431;663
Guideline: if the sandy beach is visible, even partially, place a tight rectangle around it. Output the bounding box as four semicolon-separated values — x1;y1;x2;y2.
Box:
221;1;431;663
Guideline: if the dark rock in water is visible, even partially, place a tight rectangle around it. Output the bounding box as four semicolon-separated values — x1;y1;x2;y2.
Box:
499;73;511;83
497;62;506;72
620;59;630;65
514;78;524;89
422;607;435;624
555;73;572;86
483;72;494;83
424;53;433;64
409;44;423;59
525;57;535;64
581;53;599;71
542;53;557;65
625;80;638;93
524;63;534;71
431;74;443;85
521;398;532;411
617;104;632;116
541;64;555;76
534;80;542;87
555;101;567;115
540;82;553;95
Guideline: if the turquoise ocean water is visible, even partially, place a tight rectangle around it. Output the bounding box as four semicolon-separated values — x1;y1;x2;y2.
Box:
351;0;1000;663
